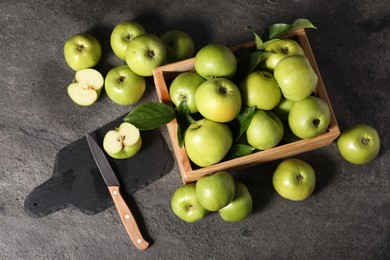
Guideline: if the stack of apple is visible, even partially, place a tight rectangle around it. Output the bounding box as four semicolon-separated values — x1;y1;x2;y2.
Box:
169;37;331;168
64;21;195;107
171;171;253;223
63;21;198;159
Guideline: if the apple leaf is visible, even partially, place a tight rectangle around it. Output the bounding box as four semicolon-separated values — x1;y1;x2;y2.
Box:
176;101;195;147
234;50;272;82
228;106;256;142
292;18;317;30
245;26;264;50
224;144;256;160
124;102;176;130
262;18;316;40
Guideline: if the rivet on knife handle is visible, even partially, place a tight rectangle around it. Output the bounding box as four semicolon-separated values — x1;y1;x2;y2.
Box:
108;186;149;250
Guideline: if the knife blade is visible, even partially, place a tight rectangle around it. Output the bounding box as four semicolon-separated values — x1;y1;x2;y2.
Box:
86;134;149;250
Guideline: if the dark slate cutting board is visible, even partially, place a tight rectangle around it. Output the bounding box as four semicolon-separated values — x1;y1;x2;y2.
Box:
24;114;174;218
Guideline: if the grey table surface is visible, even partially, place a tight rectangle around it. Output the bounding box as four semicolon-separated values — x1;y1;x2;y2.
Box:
1;0;389;259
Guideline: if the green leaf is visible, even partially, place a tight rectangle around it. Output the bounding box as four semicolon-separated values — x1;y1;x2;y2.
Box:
123;102;176;130
228;106;256;142
234;50;272;82
262;18;316;41
292;18;317;30
245;26;264;50
225;144;256;160
262;23;293;40
176;101;195;147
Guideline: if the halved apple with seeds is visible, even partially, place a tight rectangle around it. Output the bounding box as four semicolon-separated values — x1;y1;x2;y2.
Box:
67;68;104;106
103;122;142;159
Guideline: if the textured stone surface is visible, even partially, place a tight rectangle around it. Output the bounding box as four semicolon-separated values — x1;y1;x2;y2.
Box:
1;0;389;259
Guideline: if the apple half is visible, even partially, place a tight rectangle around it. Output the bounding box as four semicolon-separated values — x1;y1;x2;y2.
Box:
103;122;142;159
67;68;104;106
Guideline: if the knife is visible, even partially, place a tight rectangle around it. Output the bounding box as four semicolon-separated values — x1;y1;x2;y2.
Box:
86;134;149;250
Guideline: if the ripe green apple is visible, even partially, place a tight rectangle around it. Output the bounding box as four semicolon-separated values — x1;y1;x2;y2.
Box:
103;122;142;159
194;44;237;79
239;70;281;110
196;171;235;211
264;39;305;70
274;55;318;101
67;68;104;106
288;96;331;139
272;158;316;201
110;21;146;60
160;30;195;63
195;78;242;123
171;183;208;223
104;65;146;105
169;72;205;113
219;181;252;222
184;119;232;167
337;124;381;164
246;110;284;150
272;96;294;121
125;34;167;77
64;33;102;71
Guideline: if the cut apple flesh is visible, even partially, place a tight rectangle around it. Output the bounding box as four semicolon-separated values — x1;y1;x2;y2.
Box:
67;83;98;106
103;130;124;154
75;68;104;90
67;68;104;106
117;122;140;146
103;122;141;155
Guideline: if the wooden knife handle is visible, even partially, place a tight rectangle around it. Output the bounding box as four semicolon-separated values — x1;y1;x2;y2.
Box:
108;186;149;250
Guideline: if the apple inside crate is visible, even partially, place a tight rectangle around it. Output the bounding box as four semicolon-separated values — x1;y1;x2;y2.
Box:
153;28;340;184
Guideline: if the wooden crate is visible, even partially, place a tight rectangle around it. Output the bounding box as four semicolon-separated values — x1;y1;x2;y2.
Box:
153;28;340;183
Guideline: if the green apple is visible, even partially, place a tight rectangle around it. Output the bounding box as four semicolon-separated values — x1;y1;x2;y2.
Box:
169;72;205;113
103;122;142;159
196;171;235;211
110;21;146;60
171;183;208;223
272;96;294;121
274;55;318;101
272;158;316;201
184;119;232;167
64;33;101;71
194;44;237;79
67;68;104;106
337;124;381;164
239;70;281;110
219;181;252;222
125;34;167;77
195;78;242;123
160;30;195;63
246;110;284;150
288;96;331;139
104;65;146;105
264;39;305;70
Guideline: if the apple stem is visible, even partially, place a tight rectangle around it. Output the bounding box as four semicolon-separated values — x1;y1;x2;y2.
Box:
218;86;227;95
362;137;370;145
119;76;126;83
148;50;155;57
312;118;320;128
77;44;85;51
296;174;303;182
125;34;132;41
